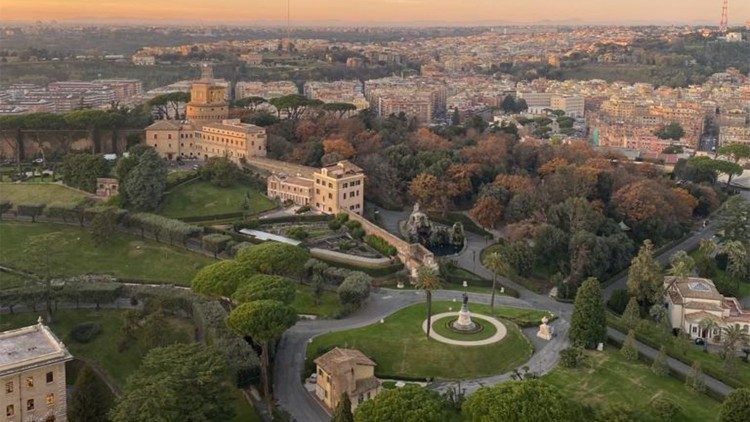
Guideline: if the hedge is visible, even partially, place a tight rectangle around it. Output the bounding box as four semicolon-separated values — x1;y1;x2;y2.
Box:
17;203;46;222
126;213;202;245
201;234;232;258
364;234;398;256
257;214;330;225
45;203;85;225
0;200;12;217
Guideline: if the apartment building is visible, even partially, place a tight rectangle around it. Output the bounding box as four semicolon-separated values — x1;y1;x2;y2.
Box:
197;119;267;161
313;348;380;412
1;319;73;422
235;81;298;100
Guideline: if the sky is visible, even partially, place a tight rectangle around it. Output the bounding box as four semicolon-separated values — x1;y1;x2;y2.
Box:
1;0;748;25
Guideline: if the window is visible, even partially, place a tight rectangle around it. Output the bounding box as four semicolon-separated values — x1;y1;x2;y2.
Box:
46;393;54;405
45;417;55;422
5;381;12;394
26;399;34;411
167;134;172;140
328;193;332;199
153;134;157;139
46;372;53;383
26;377;33;388
6;405;13;417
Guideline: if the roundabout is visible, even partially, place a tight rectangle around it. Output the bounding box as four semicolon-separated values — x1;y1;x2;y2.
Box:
424;312;507;346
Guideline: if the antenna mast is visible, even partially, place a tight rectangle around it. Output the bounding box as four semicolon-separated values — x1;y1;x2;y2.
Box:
719;0;729;33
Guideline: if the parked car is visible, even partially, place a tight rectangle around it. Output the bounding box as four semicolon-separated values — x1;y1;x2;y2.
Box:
694;337;705;346
307;373;317;384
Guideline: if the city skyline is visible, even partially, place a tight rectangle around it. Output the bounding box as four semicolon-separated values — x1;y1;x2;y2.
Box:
1;0;749;25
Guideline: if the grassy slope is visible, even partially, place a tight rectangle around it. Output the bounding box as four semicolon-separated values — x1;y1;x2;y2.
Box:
0;222;213;286
159;179;275;219
307;301;548;380
291;284;342;318
543;349;720;422
0;182;89;207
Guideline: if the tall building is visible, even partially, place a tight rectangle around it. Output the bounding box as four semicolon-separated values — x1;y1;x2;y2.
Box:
185;65;229;123
1;319;73;422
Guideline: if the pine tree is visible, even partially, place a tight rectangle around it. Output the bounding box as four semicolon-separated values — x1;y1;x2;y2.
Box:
69;365;113;422
622;296;641;330
332;393;354;422
651;346;669;376
620;329;639;361
570;277;607;349
686;361;706;393
626;240;662;306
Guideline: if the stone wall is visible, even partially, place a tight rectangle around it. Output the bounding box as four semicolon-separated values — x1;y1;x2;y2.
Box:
309;248;394;269
245;156;317;179
345;210;437;277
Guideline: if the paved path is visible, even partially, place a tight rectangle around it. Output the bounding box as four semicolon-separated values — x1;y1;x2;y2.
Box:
422;312;508;346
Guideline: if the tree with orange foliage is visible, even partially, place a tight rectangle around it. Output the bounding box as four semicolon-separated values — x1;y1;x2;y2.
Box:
538;157;569;177
461;135;508;167
412;127;452;151
322;138;356;159
408;173;443;212
469;196;503;229
670;187;698;224
493;174;533;193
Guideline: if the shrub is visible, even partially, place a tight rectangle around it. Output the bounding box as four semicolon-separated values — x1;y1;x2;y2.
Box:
344;219;361;231
719;388;750;422
17;203;46;222
202;234;232;258
620;329;639;361
328;219;342;230
335;212;349;223
365;234;398;256
607;289;629;314
286;227;309;240
0;200;11;218
337;272;372;308
127;212;201;244
351;227;365;240
559;347;586;368
236;242;310;277
295;205;311;214
650;395;681;421
70;322;102;343
230;242;254;256
233;219;260;231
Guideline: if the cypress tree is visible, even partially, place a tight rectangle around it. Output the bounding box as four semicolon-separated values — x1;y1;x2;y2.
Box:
622;296;641;329
332;393;355;422
570;277;607;349
620;329;639;361
651;346;669;376
686;361;706;393
69;365;113;422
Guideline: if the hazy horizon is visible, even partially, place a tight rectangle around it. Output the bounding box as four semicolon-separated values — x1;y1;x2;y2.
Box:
1;0;748;26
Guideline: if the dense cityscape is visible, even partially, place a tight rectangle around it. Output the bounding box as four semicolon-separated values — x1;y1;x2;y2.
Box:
0;1;749;422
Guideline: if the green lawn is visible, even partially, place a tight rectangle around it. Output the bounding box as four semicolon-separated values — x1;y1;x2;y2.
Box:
481;244;551;294
291;284;342;318
306;301;544;380
0;271;29;290
0;182;89;207
431;315;498;341
544;349;720;421
0;222;214;286
160;180;275;219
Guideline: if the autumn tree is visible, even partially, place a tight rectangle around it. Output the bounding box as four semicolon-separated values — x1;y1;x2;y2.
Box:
412;127;452;151
323;138;356;159
460;135;508;167
409;173;443;212
469;196;503;229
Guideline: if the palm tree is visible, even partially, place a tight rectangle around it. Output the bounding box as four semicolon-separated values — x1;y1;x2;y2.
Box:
698;318;719;352
485;251;511;311
720;324;750;363
667;251;695;280
719;240;748;284
415;265;442;339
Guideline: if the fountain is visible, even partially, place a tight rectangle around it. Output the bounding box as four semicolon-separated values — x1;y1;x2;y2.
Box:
402;203;464;256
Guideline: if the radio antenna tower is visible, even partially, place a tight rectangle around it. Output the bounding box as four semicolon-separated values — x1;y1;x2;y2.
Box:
719;0;728;33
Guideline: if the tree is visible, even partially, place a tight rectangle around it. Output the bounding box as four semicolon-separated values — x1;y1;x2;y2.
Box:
235;242;310;277
484;251;510;311
667;250;695;279
269;94;320;120
123;149;167;211
651;345;669;376
719;143;750;164
59;153;110;192
622;297;641;329
685;361;706;393
626;240;663;305
698;318;719;352
323;138;356;159
68;365;113;422
90;207;117;246
469;196;503;229
408;173;443;212
148;92;189;120
620;329;639;361
226;300;297;412
354;385;450;422
716;196;750;245
462;380;582;422
22;232;69;323
719;240;749;281
720;388;750;422
231;274;296;305
720;324;750;370
332;393;354;422
109;343;234;422
414;265;442;339
201;157;242;187
321;102;357;119
569;277;607;348
191;260;256;298
654;122;685;140
337;272;371;309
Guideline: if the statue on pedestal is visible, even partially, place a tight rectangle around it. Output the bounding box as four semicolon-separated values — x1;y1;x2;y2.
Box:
452;292;476;331
536;316;553;340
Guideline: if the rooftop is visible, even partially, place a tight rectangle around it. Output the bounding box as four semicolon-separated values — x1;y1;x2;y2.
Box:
665;276;723;301
314;347;376;373
0;320;73;377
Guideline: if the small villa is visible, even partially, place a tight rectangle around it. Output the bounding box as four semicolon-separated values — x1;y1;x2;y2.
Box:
664;276;750;344
313;347;380;412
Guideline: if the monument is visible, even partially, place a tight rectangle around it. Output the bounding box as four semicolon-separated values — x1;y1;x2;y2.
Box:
536;316;554;340
403;202;465;255
451;293;477;331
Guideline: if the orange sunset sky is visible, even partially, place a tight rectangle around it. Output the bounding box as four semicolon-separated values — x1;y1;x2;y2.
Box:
0;0;748;24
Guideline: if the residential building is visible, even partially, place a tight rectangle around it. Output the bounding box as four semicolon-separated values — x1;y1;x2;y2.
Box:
239;53;263;66
197;119;267;161
313;348;380;412
0;319;73;422
550;95;585;118
95;178;119;198
664;276;750;344
235;81;298;100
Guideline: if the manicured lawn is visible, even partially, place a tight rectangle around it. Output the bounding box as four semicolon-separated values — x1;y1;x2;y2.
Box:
160;179;275;219
481;243;551;294
0;271;29;290
291;284;341;318
543;348;720;422
232;389;261;422
431;315;498;341
608;313;750;389
0;222;214;286
306;301;542;380
0;182;89;207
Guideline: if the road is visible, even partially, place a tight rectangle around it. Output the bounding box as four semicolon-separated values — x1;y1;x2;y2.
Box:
275;197;746;421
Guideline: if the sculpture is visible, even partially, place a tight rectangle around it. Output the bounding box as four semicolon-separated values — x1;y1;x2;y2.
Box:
404;202;465;255
452;292;476;331
536;316;553;340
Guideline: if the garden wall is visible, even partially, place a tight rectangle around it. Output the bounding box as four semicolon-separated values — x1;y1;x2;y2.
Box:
309;248;394;269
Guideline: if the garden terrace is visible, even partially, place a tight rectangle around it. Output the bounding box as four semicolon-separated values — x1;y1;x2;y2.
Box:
159;179;275;220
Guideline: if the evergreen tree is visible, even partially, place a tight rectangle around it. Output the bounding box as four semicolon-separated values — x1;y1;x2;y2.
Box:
332;393;354;422
622;296;640;329
720;388;750;422
651;346;669;376
626;240;662;305
123;149;167;211
620;329;639;361
569;277;607;349
686;361;706;393
90;208;117;246
68;365;112;422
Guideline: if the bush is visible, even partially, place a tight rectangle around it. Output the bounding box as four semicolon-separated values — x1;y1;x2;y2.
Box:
337;272;372;308
17;203;46;222
230;242;254;256
650;396;681;421
350;227;365;240
233;219;260;231
344;219;361;231
126;212;202;244
0;200;11;217
295;205;311;214
328;219;342;230
335;212;349;223
70;322;102;343
365;234;398;256
236;242;310;277
202;234;232;258
559;347;586;368
287;227;309;240
607;289;629;314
